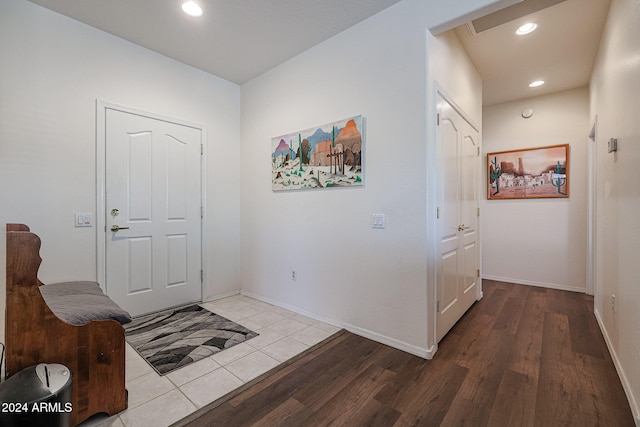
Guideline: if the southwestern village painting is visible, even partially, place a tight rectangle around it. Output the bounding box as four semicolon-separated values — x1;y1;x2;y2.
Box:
487;144;569;200
272;115;364;191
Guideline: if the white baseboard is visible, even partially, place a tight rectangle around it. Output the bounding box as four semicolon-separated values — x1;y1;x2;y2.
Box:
240;290;433;360
343;323;435;359
482;275;586;293
239;290;341;328
202;289;240;302
594;308;640;425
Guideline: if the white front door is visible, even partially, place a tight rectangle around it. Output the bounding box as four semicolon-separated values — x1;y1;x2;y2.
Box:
436;94;480;341
104;108;202;316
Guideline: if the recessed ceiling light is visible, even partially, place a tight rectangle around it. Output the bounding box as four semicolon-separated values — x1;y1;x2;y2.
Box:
529;80;545;88
182;1;203;17
516;23;538;35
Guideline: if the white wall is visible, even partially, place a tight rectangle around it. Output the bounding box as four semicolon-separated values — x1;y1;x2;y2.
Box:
589;0;640;421
428;31;483;123
0;0;242;340
240;0;431;356
481;88;589;292
240;0;482;356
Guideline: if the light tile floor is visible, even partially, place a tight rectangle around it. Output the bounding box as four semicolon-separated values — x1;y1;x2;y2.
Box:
78;294;340;427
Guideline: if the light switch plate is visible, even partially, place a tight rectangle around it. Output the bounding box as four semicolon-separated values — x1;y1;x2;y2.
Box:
372;213;386;229
75;213;93;227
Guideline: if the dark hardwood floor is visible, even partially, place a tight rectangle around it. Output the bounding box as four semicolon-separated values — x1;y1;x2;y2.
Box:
176;280;635;426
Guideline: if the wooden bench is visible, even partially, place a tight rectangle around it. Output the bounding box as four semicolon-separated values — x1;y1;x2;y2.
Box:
5;224;129;425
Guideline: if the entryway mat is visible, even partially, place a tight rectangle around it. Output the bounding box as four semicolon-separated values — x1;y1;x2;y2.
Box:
124;305;259;375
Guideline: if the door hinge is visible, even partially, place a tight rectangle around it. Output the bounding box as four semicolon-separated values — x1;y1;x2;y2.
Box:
201;144;204;155
201;270;204;282
437;113;440;126
477;269;480;278
477;207;480;217
477;147;480;156
200;206;204;218
437;300;440;312
437;207;440;219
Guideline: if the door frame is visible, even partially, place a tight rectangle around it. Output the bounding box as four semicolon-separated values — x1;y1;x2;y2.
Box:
95;100;207;296
431;86;483;346
587;116;597;297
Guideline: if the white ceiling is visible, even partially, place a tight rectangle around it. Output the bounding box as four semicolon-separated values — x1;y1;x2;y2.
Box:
455;0;611;106
27;0;403;84
27;0;611;106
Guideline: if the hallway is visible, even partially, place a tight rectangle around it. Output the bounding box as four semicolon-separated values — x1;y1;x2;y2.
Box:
181;281;634;426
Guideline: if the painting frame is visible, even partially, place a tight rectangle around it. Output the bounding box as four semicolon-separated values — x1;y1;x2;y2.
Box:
487;144;570;200
271;115;364;192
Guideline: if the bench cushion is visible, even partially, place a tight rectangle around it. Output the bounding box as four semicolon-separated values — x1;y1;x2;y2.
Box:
40;281;132;325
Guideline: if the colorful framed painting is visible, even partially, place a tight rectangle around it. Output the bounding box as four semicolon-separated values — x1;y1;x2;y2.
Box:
487;144;569;200
271;115;364;191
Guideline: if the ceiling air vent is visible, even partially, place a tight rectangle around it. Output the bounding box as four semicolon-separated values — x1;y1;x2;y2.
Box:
467;0;568;35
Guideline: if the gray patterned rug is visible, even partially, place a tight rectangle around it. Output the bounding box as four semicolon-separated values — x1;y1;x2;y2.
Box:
124;305;258;375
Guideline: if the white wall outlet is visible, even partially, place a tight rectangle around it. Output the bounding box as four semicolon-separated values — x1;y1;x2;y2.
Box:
75;213;93;227
611;294;616;311
291;270;297;281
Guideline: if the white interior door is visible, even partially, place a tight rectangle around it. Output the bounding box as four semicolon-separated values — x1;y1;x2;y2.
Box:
436;93;480;341
105;108;202;316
